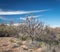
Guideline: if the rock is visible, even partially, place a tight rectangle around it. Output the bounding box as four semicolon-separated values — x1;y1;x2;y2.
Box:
27;41;40;49
2;43;9;46
21;45;28;50
11;43;19;48
22;41;27;45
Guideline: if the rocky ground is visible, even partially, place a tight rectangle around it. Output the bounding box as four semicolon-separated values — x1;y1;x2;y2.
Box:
0;37;60;52
0;37;43;52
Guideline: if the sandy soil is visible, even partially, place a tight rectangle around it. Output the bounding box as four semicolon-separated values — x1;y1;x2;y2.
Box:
0;37;42;52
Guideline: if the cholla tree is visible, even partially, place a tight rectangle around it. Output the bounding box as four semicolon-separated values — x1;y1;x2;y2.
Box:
24;15;44;41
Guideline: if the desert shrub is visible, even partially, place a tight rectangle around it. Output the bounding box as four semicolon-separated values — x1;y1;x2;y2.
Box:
0;23;19;37
9;39;15;43
17;36;23;45
26;37;30;43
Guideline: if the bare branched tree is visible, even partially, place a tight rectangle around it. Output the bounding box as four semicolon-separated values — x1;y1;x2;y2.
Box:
18;15;44;41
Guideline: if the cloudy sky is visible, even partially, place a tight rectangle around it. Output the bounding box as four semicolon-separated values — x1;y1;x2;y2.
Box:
0;0;60;27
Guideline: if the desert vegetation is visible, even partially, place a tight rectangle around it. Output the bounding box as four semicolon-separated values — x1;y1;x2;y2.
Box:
0;15;60;52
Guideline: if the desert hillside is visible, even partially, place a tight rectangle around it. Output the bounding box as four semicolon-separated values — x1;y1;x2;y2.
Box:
0;16;60;52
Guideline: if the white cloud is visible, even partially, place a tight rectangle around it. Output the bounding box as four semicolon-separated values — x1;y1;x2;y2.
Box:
20;17;26;20
20;15;42;20
0;16;8;20
0;9;3;11
0;10;48;15
28;15;42;18
7;23;25;26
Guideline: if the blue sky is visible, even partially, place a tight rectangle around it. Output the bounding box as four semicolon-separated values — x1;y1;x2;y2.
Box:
0;0;60;27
